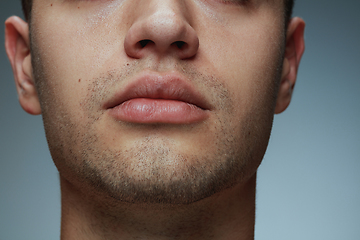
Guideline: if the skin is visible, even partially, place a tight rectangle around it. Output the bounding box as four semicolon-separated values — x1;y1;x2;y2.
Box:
5;0;305;239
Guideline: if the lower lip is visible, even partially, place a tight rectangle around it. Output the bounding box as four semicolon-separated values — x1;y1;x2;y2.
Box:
108;98;209;124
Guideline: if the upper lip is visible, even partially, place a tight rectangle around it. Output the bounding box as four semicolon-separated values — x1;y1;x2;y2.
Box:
103;71;212;110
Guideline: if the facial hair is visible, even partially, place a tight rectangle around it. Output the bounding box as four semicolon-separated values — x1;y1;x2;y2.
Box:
33;53;279;205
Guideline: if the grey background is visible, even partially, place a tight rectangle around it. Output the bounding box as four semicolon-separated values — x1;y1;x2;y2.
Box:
1;1;359;239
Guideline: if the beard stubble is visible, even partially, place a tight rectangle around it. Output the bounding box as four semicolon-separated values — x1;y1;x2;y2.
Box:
34;58;276;205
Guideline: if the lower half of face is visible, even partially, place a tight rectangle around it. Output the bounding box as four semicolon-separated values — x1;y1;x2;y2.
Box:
31;0;284;205
38;66;277;205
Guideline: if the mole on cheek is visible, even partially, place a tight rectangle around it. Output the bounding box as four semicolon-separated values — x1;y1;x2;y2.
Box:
79;79;81;83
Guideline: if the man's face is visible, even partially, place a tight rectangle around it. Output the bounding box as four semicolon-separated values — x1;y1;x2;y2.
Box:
30;0;285;204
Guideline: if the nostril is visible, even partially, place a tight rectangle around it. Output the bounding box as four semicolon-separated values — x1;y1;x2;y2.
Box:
139;39;153;48
174;41;186;49
137;40;187;51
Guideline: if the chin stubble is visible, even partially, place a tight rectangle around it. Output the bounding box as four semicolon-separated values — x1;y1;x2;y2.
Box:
67;64;250;204
35;60;273;205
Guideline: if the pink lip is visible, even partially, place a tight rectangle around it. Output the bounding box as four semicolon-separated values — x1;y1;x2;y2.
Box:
104;71;211;124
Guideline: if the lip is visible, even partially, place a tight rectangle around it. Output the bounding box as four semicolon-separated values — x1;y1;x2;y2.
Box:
104;71;211;124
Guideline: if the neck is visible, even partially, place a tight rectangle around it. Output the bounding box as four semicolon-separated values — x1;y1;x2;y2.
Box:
60;175;257;240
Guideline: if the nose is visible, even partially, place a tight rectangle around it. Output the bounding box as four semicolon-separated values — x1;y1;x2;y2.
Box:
124;2;199;60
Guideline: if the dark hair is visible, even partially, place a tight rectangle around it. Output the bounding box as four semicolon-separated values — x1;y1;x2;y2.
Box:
22;0;295;25
21;0;32;23
284;0;294;28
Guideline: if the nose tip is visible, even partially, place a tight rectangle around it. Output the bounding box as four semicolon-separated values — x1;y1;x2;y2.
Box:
124;9;199;60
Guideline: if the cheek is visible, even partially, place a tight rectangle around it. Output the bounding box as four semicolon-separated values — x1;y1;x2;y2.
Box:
199;21;283;115
31;19;120;126
31;4;129;101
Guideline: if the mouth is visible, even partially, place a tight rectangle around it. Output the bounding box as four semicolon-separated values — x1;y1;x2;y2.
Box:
104;71;211;124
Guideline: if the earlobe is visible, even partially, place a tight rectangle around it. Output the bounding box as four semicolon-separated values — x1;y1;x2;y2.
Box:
5;16;41;115
275;17;305;114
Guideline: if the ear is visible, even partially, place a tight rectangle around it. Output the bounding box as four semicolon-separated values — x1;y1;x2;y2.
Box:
5;16;41;115
275;17;305;114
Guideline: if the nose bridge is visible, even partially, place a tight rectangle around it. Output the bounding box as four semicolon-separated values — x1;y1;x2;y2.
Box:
124;0;199;59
